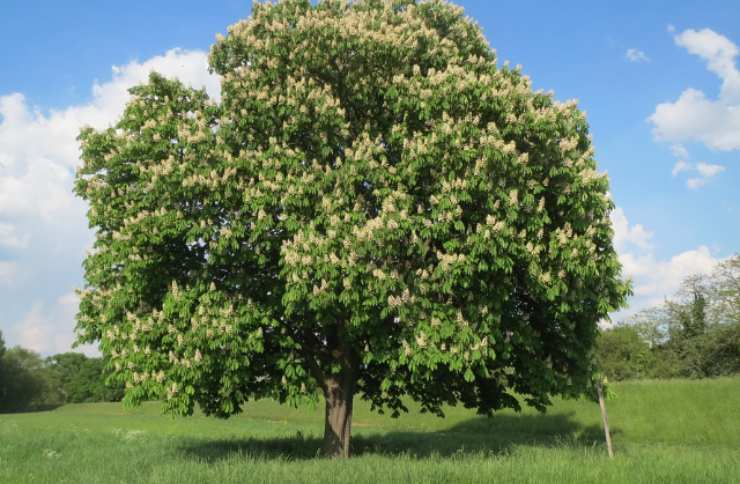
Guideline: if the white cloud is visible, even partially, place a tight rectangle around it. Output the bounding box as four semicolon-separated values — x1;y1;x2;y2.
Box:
649;28;740;151
0;48;219;221
696;161;725;177
57;291;80;309
675;28;740;102
618;246;718;301
0;48;218;354
9;299;98;356
650;88;740;150
13;303;47;352
626;48;650;63
670;144;689;159
686;177;706;189
671;160;690;176
672;159;725;188
0;152;77;220
0;222;28;249
0;261;17;285
610;208;721;321
610;207;653;251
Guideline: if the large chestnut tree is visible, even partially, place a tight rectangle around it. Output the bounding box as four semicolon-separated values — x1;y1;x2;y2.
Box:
75;0;628;457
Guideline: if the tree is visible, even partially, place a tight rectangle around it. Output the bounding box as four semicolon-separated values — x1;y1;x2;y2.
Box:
0;331;6;404
668;275;708;339
707;255;740;325
45;353;125;403
0;347;47;412
698;320;740;376
595;326;653;381
75;0;628;457
0;332;47;412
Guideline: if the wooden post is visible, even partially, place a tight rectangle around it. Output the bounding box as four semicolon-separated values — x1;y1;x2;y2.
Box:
596;380;614;458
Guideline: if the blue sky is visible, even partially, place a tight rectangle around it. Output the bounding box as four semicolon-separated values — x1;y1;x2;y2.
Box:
1;0;738;354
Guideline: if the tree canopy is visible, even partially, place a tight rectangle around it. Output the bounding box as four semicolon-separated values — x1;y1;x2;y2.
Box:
45;352;125;404
75;0;628;456
0;331;6;405
595;326;653;381
0;346;47;413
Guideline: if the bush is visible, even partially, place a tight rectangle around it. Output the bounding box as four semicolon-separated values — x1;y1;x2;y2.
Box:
0;347;48;412
696;322;740;377
45;353;124;403
595;326;654;380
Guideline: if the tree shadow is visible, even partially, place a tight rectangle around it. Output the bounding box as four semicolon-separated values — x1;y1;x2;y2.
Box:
179;412;618;462
0;403;65;414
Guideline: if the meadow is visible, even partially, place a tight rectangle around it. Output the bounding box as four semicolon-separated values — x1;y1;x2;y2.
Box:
1;377;738;483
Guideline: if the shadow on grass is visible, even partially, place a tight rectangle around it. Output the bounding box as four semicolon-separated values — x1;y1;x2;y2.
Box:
180;412;617;462
0;403;65;414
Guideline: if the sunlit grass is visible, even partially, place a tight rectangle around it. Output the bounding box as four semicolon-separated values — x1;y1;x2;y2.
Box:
1;377;738;483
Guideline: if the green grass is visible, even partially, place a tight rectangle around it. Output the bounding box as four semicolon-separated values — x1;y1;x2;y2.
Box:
1;377;739;483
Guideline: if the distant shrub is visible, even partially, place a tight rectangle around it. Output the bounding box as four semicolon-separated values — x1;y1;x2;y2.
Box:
0;346;48;412
45;353;124;404
694;322;740;377
595;326;654;380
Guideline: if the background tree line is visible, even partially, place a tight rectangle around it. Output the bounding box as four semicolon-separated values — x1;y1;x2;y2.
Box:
596;254;740;380
0;335;123;413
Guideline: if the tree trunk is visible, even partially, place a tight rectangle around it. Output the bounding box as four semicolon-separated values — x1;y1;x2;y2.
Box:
322;375;355;458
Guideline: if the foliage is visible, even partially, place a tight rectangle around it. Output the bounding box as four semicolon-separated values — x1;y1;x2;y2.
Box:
666;275;708;340
45;353;125;404
697;321;740;376
706;255;740;325
0;331;6;405
594;326;653;381
0;346;48;412
74;0;628;455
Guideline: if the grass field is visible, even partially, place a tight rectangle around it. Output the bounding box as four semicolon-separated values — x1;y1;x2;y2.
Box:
1;377;738;483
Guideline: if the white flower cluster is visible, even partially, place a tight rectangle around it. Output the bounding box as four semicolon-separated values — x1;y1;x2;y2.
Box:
482;213;505;235
181;166;238;189
558;137;579;153
579;168;607;184
436;251;466;271
387;288;413;308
